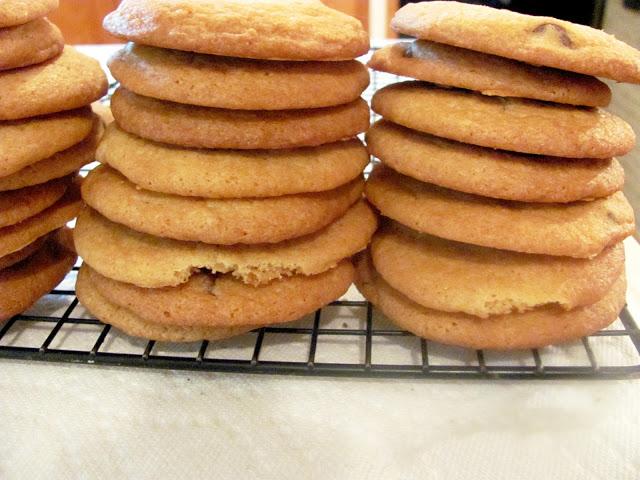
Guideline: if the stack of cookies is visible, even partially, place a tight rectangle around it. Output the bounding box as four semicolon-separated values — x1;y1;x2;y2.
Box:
0;0;107;321
75;0;376;342
359;1;639;350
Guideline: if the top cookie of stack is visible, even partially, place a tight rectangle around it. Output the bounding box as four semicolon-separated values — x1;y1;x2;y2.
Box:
75;0;377;342
0;0;107;322
360;1;638;350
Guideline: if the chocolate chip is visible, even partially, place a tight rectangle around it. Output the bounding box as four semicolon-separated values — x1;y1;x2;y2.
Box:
532;23;574;48
402;43;413;58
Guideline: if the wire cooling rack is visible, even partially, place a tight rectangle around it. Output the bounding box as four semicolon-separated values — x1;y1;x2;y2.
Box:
1;263;640;379
1;63;640;380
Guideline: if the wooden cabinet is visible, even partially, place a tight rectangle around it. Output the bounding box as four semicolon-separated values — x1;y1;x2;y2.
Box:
48;0;121;44
323;0;369;30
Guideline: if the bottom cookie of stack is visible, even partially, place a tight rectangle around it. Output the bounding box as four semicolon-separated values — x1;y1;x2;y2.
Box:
77;261;353;342
75;201;377;342
354;221;628;351
356;253;626;351
0;228;77;321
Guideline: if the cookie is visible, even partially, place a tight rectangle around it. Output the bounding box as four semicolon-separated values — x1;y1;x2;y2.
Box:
98;123;368;198
82;260;353;329
103;0;369;61
0;18;63;71
369;41;611;107
0;176;68;228
371;222;625;318
365;165;635;258
74;200;376;288
111;88;369;149
0;47;108;120
0;228;76;322
0;233;47;270
0;0;58;28
0;115;102;192
0;177;80;258
109;43;370;110
355;252;626;350
82;165;363;245
0;107;94;177
372;82;635;159
366;120;625;203
77;278;254;342
391;1;640;84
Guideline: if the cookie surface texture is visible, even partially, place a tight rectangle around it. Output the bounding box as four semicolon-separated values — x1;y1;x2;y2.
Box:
0;108;95;177
366;120;624;203
0;116;102;192
368;41;611;107
103;0;369;61
98;123;368;198
391;1;640;83
0;229;76;322
355;253;626;350
111;88;370;149
76;268;254;342
109;43;369;110
0;234;47;270
0;177;69;228
371;222;625;318
0;179;81;257
82;165;364;245
0;18;64;71
82;260;353;328
0;47;108;120
74;201;376;288
365;166;635;258
371;82;635;158
0;0;58;28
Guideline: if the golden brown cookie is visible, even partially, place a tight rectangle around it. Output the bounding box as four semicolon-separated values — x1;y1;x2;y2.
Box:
0;228;76;322
372;222;625;318
0;116;102;191
103;0;369;61
0;0;58;28
0;107;95;177
368;41;611;107
0;178;81;258
82;165;363;245
0;233;47;270
0;47;108;120
391;1;640;84
98;123;368;198
365;165;635;258
77;271;255;342
366;120;625;203
75;200;376;288
372;82;635;159
355;252;626;350
0;18;63;71
111;88;369;149
0;176;68;228
82;260;353;329
109;43;369;110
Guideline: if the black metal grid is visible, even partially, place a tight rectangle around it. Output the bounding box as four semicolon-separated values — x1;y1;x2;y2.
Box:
1;60;640;379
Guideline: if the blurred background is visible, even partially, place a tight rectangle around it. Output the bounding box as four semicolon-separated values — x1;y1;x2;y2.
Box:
50;0;640;237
